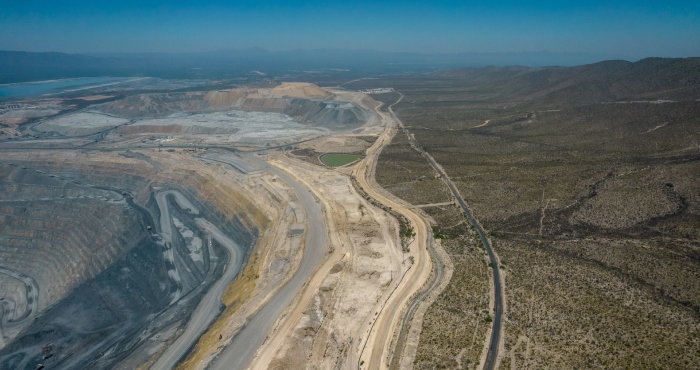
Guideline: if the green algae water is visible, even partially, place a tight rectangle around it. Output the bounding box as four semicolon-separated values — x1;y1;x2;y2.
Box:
320;153;363;167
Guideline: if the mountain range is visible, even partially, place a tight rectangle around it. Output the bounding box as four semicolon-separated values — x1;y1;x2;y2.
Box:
0;49;621;84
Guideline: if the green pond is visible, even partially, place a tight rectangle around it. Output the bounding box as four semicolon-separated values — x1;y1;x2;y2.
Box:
320;153;363;167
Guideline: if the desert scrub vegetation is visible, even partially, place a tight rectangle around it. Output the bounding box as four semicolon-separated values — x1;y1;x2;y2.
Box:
375;130;452;205
289;148;323;166
413;205;491;370
497;236;700;369
346;60;700;368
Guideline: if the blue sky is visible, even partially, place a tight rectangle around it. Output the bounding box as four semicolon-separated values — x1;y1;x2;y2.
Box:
1;1;699;58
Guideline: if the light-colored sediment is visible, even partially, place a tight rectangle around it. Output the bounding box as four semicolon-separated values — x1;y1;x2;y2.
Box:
168;152;312;370
170;87;435;370
247;151;405;369
295;135;374;154
396;238;454;370
0;83;440;370
34;112;128;136
351;97;433;370
240;90;435;370
269;82;335;99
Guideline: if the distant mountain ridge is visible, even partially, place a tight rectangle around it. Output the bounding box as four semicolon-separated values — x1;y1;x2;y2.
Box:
0;49;620;84
432;57;700;107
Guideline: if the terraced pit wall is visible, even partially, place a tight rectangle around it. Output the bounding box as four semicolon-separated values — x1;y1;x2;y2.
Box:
0;163;146;326
0;151;269;369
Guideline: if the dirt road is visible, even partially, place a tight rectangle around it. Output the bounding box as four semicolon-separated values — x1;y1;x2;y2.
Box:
154;190;201;305
208;155;328;370
352;95;434;370
391;92;504;370
0;267;39;343
151;218;245;370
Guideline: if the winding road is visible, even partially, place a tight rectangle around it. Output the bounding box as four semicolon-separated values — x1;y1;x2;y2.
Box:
154;190;201;305
150;190;246;370
352;93;434;370
208;154;327;370
390;91;503;370
0;87;501;369
0;268;39;333
151;218;245;370
424;153;503;370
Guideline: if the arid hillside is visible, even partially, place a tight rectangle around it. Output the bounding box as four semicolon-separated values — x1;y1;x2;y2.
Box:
352;57;700;369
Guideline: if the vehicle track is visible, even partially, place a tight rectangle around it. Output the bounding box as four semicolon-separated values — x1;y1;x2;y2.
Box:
208;154;328;370
151;216;245;370
388;229;443;370
352;94;433;370
0;268;39;327
391;91;503;370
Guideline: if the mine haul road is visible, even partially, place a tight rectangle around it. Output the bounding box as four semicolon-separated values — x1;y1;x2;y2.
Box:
0;140;327;370
208;154;327;370
0;268;39;328
0;92;465;369
391;91;503;370
151;190;246;370
352;94;433;370
154;190;201;305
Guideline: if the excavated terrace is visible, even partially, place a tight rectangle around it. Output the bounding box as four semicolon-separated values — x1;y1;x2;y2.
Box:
0;82;428;370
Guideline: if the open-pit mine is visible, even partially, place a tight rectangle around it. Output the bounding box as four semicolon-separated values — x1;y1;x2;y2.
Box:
0;82;441;370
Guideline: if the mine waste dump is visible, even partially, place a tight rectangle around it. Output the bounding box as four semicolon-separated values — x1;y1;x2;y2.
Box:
0;162;259;370
98;86;369;128
0;82;375;369
26;83;371;148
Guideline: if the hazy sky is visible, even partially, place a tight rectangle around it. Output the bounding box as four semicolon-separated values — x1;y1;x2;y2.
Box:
1;0;699;58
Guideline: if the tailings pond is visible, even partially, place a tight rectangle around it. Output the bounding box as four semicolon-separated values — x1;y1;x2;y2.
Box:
320;153;363;167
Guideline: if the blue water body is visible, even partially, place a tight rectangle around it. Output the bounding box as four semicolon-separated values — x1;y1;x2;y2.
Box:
0;77;125;98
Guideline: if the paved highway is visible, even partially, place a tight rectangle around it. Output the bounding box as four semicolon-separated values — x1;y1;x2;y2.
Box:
390;92;503;370
426;153;503;370
366;92;447;370
0;95;497;369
